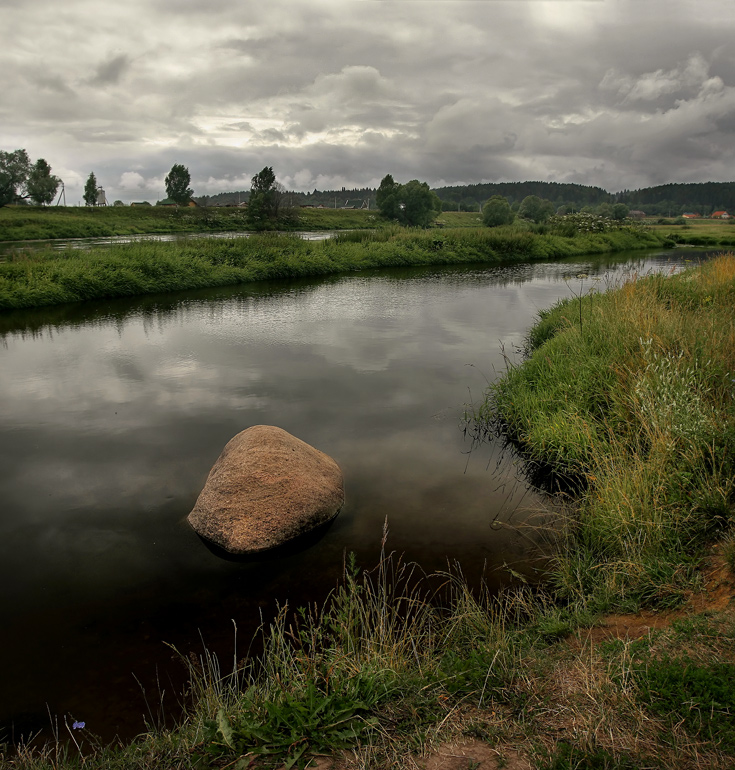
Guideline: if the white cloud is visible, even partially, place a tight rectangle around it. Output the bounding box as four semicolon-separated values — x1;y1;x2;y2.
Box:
119;171;146;190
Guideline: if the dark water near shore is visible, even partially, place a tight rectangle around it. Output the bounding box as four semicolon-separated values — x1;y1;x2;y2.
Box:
0;248;705;745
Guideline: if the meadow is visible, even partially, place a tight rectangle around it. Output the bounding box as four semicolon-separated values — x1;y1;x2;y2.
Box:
648;216;735;247
0;206;490;242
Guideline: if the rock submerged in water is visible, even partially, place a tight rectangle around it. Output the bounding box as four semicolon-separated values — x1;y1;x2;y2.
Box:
187;425;344;554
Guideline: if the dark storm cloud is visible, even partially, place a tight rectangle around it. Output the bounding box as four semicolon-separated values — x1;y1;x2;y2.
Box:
88;54;131;87
2;0;735;202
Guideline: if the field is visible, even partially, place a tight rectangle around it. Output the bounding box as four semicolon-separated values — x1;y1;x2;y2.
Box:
647;216;735;246
0;206;489;243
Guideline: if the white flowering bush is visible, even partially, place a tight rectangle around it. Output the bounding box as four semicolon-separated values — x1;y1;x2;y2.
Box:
545;213;646;237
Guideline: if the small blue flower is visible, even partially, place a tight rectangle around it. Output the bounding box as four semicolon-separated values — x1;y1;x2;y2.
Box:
72;721;85;730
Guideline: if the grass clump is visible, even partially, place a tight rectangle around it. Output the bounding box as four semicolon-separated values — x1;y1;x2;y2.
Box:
476;254;735;612
536;741;640;769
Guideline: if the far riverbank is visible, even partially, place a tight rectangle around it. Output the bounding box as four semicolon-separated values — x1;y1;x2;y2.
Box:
0;224;665;311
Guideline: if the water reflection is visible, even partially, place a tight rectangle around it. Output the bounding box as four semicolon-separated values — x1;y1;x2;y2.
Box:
0;248;705;743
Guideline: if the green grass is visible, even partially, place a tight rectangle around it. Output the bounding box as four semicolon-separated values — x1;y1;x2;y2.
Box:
0;224;665;311
475;254;735;612
0;206;468;242
648;217;735;247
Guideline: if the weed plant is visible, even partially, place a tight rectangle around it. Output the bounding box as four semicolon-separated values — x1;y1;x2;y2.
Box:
478;254;735;611
0;225;665;311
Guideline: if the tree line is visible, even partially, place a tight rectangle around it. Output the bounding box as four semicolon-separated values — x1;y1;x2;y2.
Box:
4;144;733;217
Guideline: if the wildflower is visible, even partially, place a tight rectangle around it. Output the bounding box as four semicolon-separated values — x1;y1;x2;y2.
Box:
72;721;85;730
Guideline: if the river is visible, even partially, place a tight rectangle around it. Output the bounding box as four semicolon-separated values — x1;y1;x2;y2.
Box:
0;247;704;745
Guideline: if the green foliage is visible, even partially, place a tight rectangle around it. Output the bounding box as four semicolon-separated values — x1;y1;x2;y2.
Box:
478;255;735;609
723;532;735;573
544;212;645;237
164;163;194;205
0;148;32;207
248;166;290;225
204;679;382;769
519;195;555;223
633;655;735;752
612;203;630;220
376;174;441;227
482;195;514;227
83;172;98;207
26;159;60;206
0;224;666;311
537;741;640;769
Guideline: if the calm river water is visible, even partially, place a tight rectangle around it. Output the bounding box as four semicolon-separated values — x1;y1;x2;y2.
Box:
0;248;701;744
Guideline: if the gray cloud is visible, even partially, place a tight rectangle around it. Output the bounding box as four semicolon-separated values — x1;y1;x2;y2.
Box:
2;0;735;203
89;54;131;87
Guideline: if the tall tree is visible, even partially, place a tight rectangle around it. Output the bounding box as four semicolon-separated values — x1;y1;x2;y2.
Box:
248;166;284;223
84;172;98;206
0;149;32;207
165;163;194;205
376;175;440;227
518;195;554;224
376;174;401;220
399;180;441;227
27;158;60;206
482;195;514;227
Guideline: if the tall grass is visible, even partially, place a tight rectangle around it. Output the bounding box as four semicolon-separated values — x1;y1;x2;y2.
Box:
0;226;666;311
478;254;735;611
6;539;735;768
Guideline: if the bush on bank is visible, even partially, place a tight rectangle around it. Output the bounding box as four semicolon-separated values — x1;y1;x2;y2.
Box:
0;226;665;311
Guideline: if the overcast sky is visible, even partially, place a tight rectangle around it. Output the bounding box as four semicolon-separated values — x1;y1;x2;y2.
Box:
3;0;735;204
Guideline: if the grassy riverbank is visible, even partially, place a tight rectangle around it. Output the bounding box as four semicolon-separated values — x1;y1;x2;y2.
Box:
478;253;735;612
0;206;393;241
0;225;665;311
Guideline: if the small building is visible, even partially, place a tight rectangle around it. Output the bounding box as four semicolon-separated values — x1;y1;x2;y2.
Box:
711;210;731;219
130;201;152;207
628;210;647;220
682;212;701;219
157;198;199;207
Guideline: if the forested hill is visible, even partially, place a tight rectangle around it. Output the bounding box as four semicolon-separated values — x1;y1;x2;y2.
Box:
433;181;611;209
200;180;735;216
616;182;735;215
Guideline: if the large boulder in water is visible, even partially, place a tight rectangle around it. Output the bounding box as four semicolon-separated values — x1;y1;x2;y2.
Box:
187;425;344;554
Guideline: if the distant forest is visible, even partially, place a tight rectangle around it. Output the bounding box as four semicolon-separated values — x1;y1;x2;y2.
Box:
198;180;735;217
